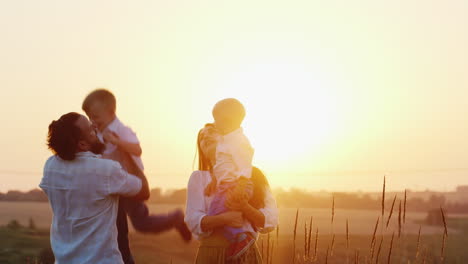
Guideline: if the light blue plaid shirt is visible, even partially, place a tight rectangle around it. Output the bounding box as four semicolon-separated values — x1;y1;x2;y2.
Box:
40;151;141;264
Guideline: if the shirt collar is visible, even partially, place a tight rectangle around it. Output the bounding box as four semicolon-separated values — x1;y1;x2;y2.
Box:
76;151;102;158
105;117;121;132
222;127;243;140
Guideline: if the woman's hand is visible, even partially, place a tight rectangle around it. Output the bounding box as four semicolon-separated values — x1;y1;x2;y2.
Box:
200;211;243;232
220;211;244;228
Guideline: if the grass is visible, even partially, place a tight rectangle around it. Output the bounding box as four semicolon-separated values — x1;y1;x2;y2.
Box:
2;176;468;263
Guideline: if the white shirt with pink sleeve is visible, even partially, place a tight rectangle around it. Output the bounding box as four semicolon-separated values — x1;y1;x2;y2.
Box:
96;117;144;172
213;127;254;183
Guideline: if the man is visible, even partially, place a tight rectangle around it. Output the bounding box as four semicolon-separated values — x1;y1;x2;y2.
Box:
39;112;149;264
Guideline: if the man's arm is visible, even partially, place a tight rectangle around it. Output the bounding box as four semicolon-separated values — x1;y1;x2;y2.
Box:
121;151;149;201
109;169;149;201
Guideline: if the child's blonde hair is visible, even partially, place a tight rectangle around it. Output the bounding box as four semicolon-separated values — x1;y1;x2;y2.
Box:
212;98;246;127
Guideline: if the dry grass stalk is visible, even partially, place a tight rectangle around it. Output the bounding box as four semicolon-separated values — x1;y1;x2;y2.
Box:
415;225;421;259
440;207;448;237
387;232;395;264
398;201;402;238
314;228;319;261
325;246;329;264
261;237;264;259
403;189;407;224
269;240;274;264
331;195;335;224
386;195;397;228
330;234;335;257
346;219;350;250
382;176;386;218
293;208;299;263
304;221;307;259
355;249;359;264
267;232;270;264
422;247;427;264
370;216;380;253
307;216;313;258
276;225;279;247
375;237;383;264
441;232;447;263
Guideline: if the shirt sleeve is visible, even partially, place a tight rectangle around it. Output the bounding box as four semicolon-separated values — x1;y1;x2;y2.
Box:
107;161;142;197
258;187;279;234
117;125;140;144
184;171;213;239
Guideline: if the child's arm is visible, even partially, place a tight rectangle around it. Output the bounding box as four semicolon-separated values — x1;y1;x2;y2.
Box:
104;131;142;157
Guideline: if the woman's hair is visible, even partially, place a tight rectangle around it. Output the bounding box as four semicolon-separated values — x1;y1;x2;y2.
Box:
47;112;82;161
197;123;216;172
249;166;270;209
196;123;270;209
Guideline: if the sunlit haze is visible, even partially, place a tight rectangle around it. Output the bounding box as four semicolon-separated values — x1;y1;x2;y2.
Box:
1;0;468;193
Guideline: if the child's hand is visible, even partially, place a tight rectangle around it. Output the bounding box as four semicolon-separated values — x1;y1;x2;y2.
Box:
204;177;217;196
103;131;120;145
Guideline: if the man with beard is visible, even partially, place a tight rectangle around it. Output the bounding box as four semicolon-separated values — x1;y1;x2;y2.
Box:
39;112;149;264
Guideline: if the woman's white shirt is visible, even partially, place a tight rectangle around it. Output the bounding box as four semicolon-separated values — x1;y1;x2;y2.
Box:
184;170;279;240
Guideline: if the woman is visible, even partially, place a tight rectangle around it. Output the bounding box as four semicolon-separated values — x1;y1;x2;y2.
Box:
185;124;279;263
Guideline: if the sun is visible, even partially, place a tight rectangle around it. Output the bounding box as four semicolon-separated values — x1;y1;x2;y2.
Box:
215;61;344;172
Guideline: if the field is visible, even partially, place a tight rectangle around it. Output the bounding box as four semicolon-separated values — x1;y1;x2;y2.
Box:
1;201;467;263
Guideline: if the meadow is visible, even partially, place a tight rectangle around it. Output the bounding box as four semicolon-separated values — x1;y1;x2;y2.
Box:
1;199;467;263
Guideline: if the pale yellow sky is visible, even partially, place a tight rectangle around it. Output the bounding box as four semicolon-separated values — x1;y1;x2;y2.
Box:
1;0;468;192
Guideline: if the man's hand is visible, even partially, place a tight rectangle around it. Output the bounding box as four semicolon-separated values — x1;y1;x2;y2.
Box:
220;211;243;228
103;130;120;145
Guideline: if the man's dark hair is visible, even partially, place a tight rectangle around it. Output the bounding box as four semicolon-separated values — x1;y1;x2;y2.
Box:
81;89;116;113
47;112;82;161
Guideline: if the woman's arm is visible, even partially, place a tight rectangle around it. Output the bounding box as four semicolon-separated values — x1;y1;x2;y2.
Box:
225;189;265;229
200;211;243;232
225;186;279;232
185;171;244;238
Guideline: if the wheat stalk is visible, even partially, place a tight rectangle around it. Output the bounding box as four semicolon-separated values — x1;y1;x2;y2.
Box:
440;207;448;237
346;218;350;250
304;220;307;259
398;201;402;238
415;225;421;259
293;208;298;263
330;234;336;257
325;245;329;264
387;232;395;264
276;224;279;247
314;227;319;261
386;195;397;228
403;189;407;224
382;176;386;219
267;232;271;264
307;216;313;258
375;237;383;264
370;216;380;260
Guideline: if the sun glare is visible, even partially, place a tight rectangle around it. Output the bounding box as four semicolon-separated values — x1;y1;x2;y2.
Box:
218;61;344;171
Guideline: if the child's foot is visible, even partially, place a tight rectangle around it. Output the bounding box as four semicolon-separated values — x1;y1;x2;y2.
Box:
169;209;192;242
225;234;255;260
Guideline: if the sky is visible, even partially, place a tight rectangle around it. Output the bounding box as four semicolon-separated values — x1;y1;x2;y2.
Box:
1;0;468;193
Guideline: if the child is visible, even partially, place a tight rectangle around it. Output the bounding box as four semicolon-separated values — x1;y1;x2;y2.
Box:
82;89;191;264
206;98;255;260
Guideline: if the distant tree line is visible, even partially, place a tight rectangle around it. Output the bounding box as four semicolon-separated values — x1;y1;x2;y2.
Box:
2;187;468;213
